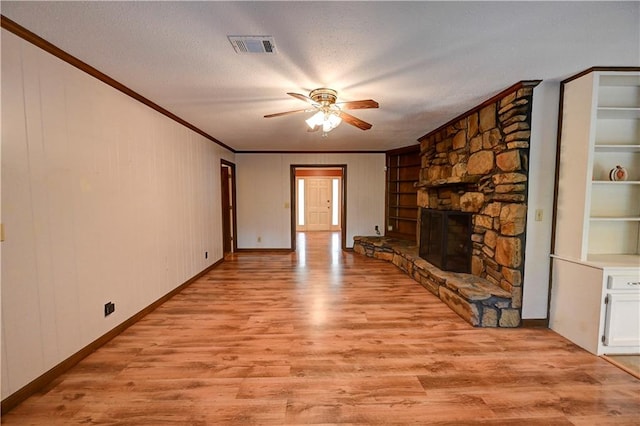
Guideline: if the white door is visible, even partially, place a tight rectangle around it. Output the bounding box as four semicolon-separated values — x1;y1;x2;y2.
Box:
306;178;331;231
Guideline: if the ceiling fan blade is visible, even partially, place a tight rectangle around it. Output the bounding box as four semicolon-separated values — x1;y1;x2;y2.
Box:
264;108;310;118
307;125;320;133
287;92;318;105
338;111;373;130
336;99;379;110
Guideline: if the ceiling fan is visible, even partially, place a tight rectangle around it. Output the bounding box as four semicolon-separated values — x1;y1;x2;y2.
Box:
264;88;379;134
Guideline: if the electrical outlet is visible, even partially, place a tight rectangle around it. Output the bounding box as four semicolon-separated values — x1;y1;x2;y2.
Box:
104;302;115;317
257;236;262;243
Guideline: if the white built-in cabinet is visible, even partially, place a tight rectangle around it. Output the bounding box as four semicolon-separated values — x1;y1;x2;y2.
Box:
550;69;640;355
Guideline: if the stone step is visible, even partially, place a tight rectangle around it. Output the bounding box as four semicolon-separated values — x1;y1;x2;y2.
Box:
353;236;519;328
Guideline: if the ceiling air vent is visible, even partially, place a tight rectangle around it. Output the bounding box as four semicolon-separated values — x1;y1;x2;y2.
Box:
228;36;276;54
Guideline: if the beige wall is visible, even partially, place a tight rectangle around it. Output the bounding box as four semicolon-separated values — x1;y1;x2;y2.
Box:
235;153;385;249
1;30;234;399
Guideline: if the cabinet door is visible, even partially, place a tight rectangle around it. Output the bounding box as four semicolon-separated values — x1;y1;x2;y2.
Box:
603;292;640;348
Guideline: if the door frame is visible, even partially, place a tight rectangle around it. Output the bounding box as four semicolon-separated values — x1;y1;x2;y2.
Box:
290;164;347;251
220;159;237;254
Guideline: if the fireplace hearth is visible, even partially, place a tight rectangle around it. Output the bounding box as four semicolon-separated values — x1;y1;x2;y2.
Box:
419;208;472;273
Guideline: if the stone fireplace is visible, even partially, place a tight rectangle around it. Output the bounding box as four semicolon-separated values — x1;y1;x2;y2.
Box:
354;80;539;327
416;81;539;315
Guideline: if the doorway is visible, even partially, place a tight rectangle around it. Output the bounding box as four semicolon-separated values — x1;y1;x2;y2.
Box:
290;165;346;251
220;160;237;255
298;177;340;232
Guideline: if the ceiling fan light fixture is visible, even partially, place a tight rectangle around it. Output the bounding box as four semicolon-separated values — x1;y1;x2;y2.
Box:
306;109;342;133
323;112;342;132
305;110;325;129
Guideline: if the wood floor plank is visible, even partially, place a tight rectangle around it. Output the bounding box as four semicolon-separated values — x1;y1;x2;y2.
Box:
2;231;639;424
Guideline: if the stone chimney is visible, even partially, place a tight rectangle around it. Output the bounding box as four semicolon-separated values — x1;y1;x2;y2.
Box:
416;81;539;309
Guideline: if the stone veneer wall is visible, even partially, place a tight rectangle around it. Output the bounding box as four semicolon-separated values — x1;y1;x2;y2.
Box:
416;81;539;316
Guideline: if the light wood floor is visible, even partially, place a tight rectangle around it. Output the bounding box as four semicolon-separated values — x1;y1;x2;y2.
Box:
3;232;639;425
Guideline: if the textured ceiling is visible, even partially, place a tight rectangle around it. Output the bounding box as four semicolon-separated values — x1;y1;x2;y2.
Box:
2;1;639;152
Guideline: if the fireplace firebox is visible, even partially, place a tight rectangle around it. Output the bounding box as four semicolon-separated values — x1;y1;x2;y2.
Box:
419;209;472;273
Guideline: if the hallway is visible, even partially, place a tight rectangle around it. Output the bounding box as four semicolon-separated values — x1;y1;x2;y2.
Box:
3;232;639;424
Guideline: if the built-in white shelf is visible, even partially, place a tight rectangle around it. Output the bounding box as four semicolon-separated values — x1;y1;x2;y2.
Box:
597;107;640;119
551;70;640;356
590;216;640;222
585;253;640;268
592;181;640;185
594;144;640;152
599;75;640;87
